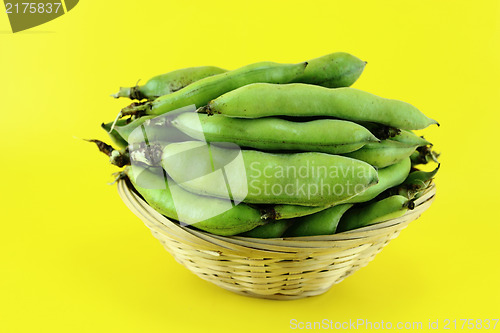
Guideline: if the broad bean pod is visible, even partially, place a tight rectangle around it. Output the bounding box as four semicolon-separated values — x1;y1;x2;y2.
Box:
171;112;378;154
162;141;379;206
393;164;439;199
125;166;265;236
203;83;438;130
410;146;440;166
113;66;227;100
291;52;366;88
391;130;430;146
269;157;411;219
101;119;130;149
342;140;418;168
240;219;294;238
284;204;353;237
124;62;308;116
336;195;412;232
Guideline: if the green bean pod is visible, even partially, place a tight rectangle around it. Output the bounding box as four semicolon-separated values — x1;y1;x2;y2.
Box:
410;146;440;166
391;130;430;146
284;204;353;237
342;140;418;168
113;66;227;100
291;52;366;87
101;119;130;149
395;164;440;199
104;114;194;149
162;141;379;206
344;157;411;203
125;166;265;236
203;83;438;130
124;62;308;116
336;195;412;233
101;116;156;147
263;204;327;220
170;113;378;154
240;219;295;238
269;157;411;219
125;115;194;145
359;122;430;146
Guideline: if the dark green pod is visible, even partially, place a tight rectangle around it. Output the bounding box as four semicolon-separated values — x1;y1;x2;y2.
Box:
336;195;411;233
240;219;294;238
285;204;353;237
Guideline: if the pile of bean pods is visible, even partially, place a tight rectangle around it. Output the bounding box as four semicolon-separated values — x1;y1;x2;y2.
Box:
95;52;440;238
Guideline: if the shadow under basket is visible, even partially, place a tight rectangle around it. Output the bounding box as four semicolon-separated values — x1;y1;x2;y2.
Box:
117;180;436;300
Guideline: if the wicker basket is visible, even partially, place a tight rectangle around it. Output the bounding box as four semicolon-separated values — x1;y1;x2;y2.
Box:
117;180;436;300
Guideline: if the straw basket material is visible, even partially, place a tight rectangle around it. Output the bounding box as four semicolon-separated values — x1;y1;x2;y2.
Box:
117;180;436;300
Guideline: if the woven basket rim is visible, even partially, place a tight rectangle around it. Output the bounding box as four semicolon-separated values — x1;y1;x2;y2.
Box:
116;180;436;299
117;179;436;252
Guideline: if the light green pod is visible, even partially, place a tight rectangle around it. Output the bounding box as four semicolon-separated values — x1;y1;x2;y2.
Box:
124;61;308;116
162;141;379;206
391;130;430;147
125;166;265;236
240;219;294;238
113;66;227;100
357;122;429;146
342;140;418;168
171;113;378;154
270;157;411;219
285;204;353;237
101;119;130;149
336;195;411;233
125;115;193;145
104;116;154;142
204;83;438;130
291;52;366;88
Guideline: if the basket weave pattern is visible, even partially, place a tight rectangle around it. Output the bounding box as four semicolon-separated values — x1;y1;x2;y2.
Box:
117;180;436;300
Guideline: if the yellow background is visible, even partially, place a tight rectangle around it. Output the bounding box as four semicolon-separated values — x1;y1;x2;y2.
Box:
1;1;499;332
